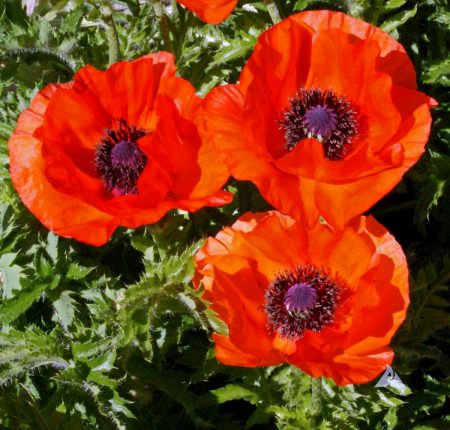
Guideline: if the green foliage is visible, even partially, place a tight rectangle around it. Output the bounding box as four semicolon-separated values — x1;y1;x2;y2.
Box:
413;151;450;230
0;327;68;385
0;0;448;428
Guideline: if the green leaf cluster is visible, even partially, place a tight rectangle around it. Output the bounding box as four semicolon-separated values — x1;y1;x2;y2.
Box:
0;0;448;429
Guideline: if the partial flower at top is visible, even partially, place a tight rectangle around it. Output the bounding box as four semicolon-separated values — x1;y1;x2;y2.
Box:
9;53;231;246
202;10;436;229
177;0;238;24
195;211;409;385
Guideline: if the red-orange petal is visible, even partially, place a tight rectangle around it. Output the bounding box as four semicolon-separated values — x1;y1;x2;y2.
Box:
195;211;409;385
9;54;231;245
9;84;116;245
205;10;434;229
296;9;417;89
177;0;238;24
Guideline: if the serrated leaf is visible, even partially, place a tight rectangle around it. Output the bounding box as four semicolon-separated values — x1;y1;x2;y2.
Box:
115;281;160;353
383;0;407;11
52;290;76;329
45;232;59;263
0;206;21;252
0;121;14;138
247;404;286;427
0;252;23;298
414;180;445;224
381;5;418;33
213;33;257;65
0;327;68;384
293;1;311;12
212;384;260;405
66;262;94;280
109;394;135;420
0;282;47;324
87;370;117;389
130;235;155;260
71;338;115;362
35;252;56;279
414;152;450;227
423;58;450;86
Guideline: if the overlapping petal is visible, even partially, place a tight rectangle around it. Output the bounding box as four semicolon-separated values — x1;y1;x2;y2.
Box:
9;53;231;245
195;211;409;385
202;10;435;228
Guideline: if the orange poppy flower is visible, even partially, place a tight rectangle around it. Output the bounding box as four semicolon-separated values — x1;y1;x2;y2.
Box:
9;53;231;246
177;0;237;24
195;211;409;385
202;10;436;228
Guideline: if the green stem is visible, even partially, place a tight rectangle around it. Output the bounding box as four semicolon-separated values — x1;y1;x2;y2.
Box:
154;0;174;53
369;8;382;25
263;0;282;24
311;377;323;425
103;8;119;65
171;0;179;21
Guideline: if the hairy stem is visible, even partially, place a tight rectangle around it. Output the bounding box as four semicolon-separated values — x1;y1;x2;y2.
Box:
154;0;174;53
103;8;119;65
311;377;323;425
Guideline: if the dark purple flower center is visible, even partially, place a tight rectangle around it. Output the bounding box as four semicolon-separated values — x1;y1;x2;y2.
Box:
280;88;359;160
303;105;338;138
95;119;149;197
111;140;146;169
265;265;345;340
284;282;318;314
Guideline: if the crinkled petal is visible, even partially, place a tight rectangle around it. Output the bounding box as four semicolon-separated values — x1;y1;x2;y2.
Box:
195;212;409;385
9;54;231;245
